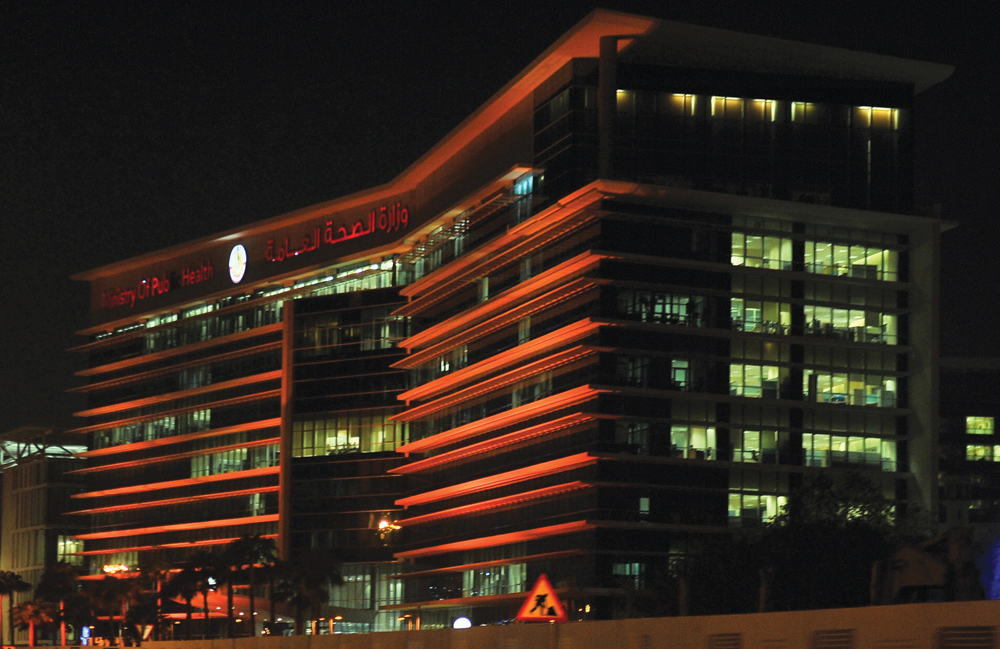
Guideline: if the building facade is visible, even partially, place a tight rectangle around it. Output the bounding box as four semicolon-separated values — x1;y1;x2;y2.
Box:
70;11;952;629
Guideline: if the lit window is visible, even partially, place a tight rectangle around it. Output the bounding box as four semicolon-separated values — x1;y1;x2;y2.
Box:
967;445;993;461
967;417;995;435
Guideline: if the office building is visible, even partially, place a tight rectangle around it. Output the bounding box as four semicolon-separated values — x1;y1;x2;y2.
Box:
69;11;952;628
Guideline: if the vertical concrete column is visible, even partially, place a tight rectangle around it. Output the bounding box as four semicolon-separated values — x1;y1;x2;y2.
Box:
279;298;295;561
598;36;618;180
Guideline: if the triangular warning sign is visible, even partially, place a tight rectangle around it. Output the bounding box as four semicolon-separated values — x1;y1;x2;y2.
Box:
515;573;568;622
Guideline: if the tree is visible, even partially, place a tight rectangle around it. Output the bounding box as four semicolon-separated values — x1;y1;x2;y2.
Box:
0;571;31;646
760;472;914;611
164;567;199;640
173;552;221;639
224;535;277;637
272;548;342;635
93;575;142;641
35;561;79;647
138;556;174;641
12;599;54;648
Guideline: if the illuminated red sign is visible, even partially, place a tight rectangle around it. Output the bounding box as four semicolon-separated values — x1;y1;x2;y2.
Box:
101;261;214;310
266;202;409;262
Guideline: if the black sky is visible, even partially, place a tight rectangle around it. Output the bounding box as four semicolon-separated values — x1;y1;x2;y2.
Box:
1;0;996;433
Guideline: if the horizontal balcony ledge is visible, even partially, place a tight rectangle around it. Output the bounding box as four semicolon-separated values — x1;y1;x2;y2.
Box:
74;370;283;418
70;340;282;392
399;481;593;527
65;485;281;516
71;320;283;355
395;319;604;398
389;412;601;475
394;385;608;456
65;390;282;434
394;346;599;422
68;437;279;474
76;418;281;458
71;534;279;557
392;549;589;580
396;453;598;509
73;514;279;540
394;519;597;560
71;465;280;499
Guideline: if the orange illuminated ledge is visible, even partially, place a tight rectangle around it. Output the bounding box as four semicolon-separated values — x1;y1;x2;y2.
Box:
66;486;280;516
390;412;598;475
395;549;588;580
69;438;279;475
74;514;280;540
72;535;279;557
397;251;604;350
395;384;607;456
394;211;600;319
76;418;281;458
71;341;282;393
72;465;279;499
400;481;593;527
66;390;281;435
74;370;283;418
394;279;601;375
396;453;598;508
394;346;598;422
395;520;596;560
397;319;603;402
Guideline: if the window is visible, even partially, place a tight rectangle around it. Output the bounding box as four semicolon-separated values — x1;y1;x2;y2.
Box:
804;305;897;344
803;370;896;407
670;425;716;459
803;240;898;281
728;493;786;527
730;363;782;398
731;298;791;334
731;233;792;270
804;433;896;471
967;417;995;435
612;562;645;589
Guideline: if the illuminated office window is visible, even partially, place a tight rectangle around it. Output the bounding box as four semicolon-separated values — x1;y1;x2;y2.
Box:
967;416;995;435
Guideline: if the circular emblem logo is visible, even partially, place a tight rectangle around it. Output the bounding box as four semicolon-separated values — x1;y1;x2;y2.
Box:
229;245;247;284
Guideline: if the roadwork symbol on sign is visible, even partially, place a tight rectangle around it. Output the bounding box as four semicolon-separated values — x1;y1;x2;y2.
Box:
515;573;568;622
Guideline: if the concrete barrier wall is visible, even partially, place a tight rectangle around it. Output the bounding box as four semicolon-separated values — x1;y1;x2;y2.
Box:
90;601;1000;649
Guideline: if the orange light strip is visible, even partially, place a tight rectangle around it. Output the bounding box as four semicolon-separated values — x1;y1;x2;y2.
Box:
71;341;282;393
393;346;597;422
72;534;279;556
394;213;599;319
395;549;588;579
397;319;603;403
66;486;281;516
397;252;604;349
71;320;282;357
395;453;597;508
400;481;593;527
72;466;279;499
65;390;282;434
74;514;280;540
394;520;596;560
394;385;606;455
394;280;601;372
74;370;283;418
389;413;597;475
68;438;280;475
75;418;281;458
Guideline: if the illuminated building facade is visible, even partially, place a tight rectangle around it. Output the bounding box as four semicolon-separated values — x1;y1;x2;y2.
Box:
0;427;86;644
70;11;952;628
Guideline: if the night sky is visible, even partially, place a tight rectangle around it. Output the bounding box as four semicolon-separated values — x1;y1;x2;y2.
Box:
1;1;995;433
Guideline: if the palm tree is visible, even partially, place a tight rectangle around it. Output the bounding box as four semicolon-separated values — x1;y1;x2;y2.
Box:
34;562;79;646
225;535;277;636
164;569;199;640
0;571;31;646
93;575;142;641
273;548;342;635
175;552;221;639
12;599;54;648
138;556;173;641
